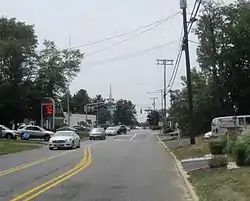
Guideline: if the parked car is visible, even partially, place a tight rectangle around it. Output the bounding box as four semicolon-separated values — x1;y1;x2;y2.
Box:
105;127;117;136
126;126;131;132
0;125;20;139
117;125;127;134
73;125;90;132
18;125;54;141
89;128;106;140
56;126;77;132
203;131;212;139
49;130;81;150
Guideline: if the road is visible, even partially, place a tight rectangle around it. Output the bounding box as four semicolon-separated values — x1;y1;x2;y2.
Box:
0;129;190;201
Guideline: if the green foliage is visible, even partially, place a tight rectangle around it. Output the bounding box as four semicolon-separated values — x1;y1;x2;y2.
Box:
232;130;250;166
208;155;228;168
168;0;250;137
147;110;160;126
113;99;136;126
209;140;224;155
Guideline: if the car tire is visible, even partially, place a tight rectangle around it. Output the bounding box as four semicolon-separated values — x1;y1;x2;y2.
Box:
44;135;50;142
6;133;13;140
49;147;53;150
77;141;81;148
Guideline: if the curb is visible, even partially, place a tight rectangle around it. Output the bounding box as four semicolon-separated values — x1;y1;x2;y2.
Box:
156;134;199;201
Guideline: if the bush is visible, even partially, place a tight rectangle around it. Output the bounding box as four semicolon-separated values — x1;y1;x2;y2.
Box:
208;155;228;168
209;140;224;155
232;130;250;166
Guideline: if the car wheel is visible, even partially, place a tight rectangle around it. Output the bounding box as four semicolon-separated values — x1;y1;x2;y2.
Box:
44;135;50;141
49;147;53;150
77;141;81;148
71;141;75;149
6;133;13;140
89;137;92;140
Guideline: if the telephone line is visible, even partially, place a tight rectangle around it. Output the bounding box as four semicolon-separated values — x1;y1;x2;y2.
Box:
70;12;181;49
86;12;181;57
166;0;202;92
86;40;178;66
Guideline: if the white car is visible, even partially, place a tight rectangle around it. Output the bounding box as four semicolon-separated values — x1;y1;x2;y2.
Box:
18;125;54;141
105;127;117;136
49;131;81;150
203;131;212;139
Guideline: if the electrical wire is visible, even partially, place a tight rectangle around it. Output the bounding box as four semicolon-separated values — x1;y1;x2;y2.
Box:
86;12;181;57
70;12;180;49
166;0;202;92
85;40;178;66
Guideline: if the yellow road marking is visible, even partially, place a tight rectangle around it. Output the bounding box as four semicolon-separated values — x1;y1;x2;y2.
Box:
11;147;92;201
0;149;77;177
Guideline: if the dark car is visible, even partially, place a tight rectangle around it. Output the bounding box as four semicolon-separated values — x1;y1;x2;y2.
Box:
117;125;127;134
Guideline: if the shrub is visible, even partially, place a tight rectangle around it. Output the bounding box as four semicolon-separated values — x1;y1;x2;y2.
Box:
208;155;228;168
232;130;250;166
209;140;224;155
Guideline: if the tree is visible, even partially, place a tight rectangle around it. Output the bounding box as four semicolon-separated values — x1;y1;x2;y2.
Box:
147;110;160;126
168;0;250;137
71;89;90;114
113;99;136;125
35;40;84;97
98;108;111;125
0;17;38;125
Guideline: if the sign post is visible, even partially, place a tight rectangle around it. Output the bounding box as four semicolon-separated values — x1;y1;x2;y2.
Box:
41;97;55;130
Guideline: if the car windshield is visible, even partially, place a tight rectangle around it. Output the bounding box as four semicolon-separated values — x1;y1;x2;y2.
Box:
54;132;73;137
1;125;10;130
91;128;102;133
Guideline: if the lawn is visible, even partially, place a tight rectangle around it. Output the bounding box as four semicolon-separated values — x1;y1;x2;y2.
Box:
77;131;89;140
163;136;210;160
0;140;40;155
189;167;250;201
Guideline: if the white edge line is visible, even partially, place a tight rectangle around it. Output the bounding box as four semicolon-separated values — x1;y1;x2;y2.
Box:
156;134;199;201
130;133;137;140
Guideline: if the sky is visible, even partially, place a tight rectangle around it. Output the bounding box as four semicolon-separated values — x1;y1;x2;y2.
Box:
1;0;232;122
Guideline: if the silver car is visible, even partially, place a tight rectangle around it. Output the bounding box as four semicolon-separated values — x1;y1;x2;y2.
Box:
89;128;106;140
49;131;81;150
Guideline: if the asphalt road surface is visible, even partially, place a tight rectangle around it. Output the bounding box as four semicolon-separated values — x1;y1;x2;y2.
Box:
0;129;190;201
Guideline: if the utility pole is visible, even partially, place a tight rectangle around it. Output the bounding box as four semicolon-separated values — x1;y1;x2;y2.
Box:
67;35;72;126
156;59;174;118
150;97;158;110
169;90;173;108
180;0;195;144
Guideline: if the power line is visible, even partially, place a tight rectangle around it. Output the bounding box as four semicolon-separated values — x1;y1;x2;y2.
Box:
86;40;178;66
86;12;181;57
70;12;180;49
166;0;202;92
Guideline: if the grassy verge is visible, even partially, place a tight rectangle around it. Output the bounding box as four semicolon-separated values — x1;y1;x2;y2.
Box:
0;140;40;155
77;132;89;140
163;136;210;160
189;167;250;201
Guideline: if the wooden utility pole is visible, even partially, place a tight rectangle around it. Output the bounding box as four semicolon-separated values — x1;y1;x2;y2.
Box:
156;59;174;119
180;0;195;144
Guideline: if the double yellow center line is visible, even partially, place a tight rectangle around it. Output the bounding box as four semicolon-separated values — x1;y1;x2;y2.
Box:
10;147;92;201
0;149;77;177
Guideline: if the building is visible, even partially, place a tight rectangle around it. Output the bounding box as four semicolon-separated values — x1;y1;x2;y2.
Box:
106;84;116;126
69;114;96;127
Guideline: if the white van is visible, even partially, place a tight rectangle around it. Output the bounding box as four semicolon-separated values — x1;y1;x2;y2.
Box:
211;115;250;136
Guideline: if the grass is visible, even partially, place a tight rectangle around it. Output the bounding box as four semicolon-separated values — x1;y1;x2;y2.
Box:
0;140;40;155
189;167;250;201
163;136;210;160
77;131;89;140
